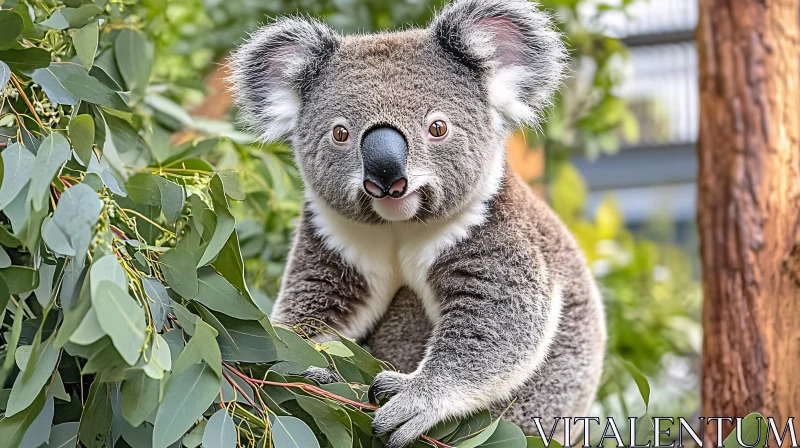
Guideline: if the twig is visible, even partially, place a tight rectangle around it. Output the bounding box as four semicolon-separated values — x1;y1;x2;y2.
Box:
222;362;454;448
221;368;264;418
10;74;46;130
119;208;174;235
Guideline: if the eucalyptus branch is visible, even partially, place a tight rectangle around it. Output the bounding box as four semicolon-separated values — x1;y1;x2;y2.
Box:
222;362;454;448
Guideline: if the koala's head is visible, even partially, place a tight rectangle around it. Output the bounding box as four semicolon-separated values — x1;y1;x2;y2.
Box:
231;0;566;224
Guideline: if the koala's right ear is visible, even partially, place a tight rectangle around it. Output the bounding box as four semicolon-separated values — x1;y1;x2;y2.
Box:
230;18;341;142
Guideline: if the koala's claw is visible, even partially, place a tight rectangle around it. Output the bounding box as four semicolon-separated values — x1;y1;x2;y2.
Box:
368;370;407;405
370;372;440;448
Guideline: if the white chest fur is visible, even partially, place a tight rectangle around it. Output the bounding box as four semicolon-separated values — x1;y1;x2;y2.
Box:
306;196;490;339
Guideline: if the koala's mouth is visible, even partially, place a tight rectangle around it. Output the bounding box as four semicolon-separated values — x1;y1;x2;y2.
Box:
371;191;421;222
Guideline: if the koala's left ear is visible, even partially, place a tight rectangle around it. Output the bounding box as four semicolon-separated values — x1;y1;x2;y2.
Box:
431;0;567;128
230;18;341;142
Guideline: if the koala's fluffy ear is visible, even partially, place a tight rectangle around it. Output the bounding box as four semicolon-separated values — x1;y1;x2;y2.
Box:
431;0;567;128
230;18;341;142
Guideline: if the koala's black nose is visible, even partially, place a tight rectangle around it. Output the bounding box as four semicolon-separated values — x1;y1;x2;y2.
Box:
361;127;408;198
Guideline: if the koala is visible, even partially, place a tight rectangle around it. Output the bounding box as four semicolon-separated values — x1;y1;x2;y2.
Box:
230;0;606;446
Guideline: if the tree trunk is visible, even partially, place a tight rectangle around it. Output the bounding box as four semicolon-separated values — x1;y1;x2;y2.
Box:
697;0;800;445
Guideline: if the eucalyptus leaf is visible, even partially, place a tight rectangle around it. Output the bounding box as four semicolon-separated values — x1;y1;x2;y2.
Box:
78;378;112;448
0;10;23;49
41;5;103;30
0;143;34;211
270;416;319;448
48;422;79;448
142;277;171;330
30;67;79;105
44;63;128;110
73;21;98;70
0;266;39;295
91;281;146;366
120;370;161;427
194;267;262;319
114;29;151;95
19;393;53;448
295;395;352;448
0;61;10;89
68;114;95;165
0;48;50;71
160;248;199;299
0;390;46;448
6;337;59;417
202;409;237;448
26;132;71;212
42;184;102;257
152;362;220;448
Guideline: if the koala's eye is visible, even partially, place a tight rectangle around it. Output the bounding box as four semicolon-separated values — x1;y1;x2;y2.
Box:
332;125;349;143
429;120;448;138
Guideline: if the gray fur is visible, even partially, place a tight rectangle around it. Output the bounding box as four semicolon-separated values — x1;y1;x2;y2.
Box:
231;1;604;447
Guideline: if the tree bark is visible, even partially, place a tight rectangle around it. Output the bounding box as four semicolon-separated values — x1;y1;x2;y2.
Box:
697;0;800;445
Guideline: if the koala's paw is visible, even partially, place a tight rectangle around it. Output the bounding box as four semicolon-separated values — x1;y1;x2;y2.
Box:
370;371;442;448
299;366;342;384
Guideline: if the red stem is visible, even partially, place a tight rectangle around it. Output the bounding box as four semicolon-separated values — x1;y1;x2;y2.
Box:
221;362;454;448
221;368;264;418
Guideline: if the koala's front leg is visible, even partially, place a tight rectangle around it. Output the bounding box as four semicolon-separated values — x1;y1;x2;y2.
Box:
371;247;559;448
271;212;372;342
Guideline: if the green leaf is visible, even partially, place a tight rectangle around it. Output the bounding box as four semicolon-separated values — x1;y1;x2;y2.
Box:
270;416;319;448
295;395;352;448
126;172;161;205
201;311;277;363
202;409;237;448
526;437;562;448
31;66;78;105
171;317;221;377
0;266;39;295
455;417;500;448
43;63;128;110
121;370;161;427
140;333;172;380
319;341;355;358
339;337;382;378
0;390;46;448
104;112;151;166
78;377;112;448
152;362;221;448
724;413;767;448
0;143;34;210
41;5;103;30
622;359;650;409
182;420;207;448
42;183;102;257
48;422;79;448
194;267;262;319
68;114;95;165
0;10;23;49
480;420;526;448
0;48;50;71
90;254;127;295
153;176;184;224
273;327;327;369
6;337;59;417
19;393;53;448
0;61;10;89
142;277;171;330
26;132;71;212
211;231;250;301
92;281;146;365
73;21;98;70
447;411;492;444
218;171;245;201
199;175;235;266
160;248;199;298
114;29;151;95
145;94;193;127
